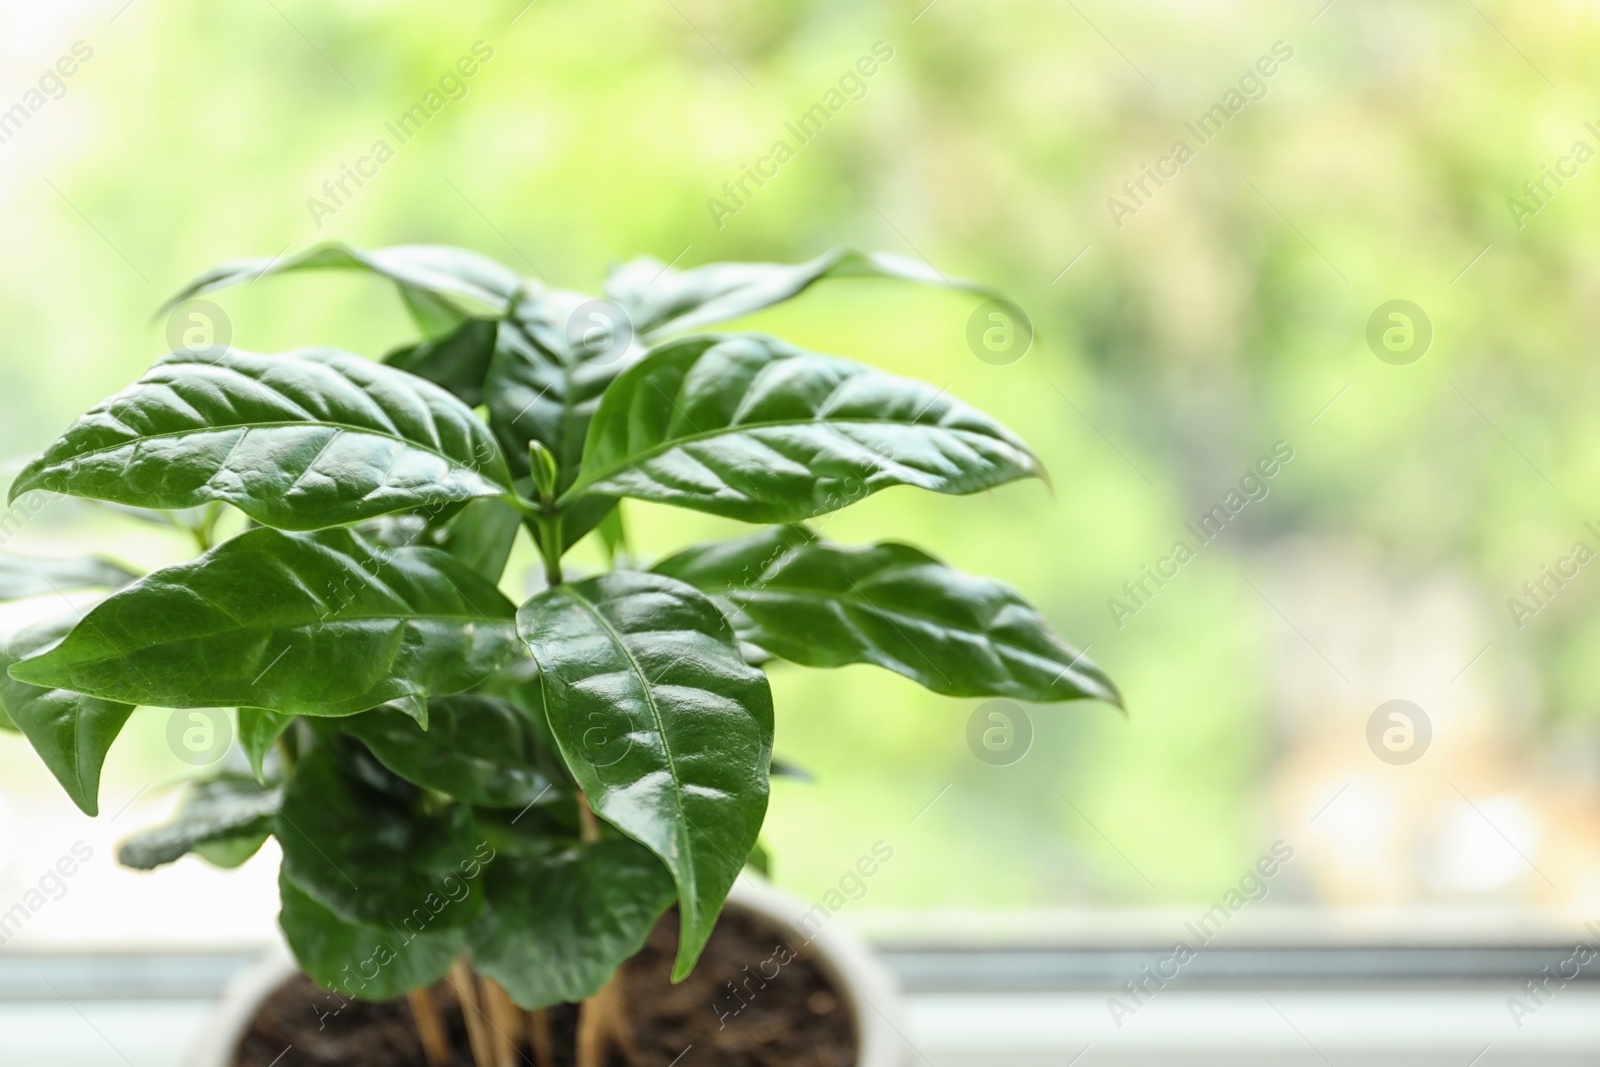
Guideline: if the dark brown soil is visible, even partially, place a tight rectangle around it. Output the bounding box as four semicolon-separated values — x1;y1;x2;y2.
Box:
231;906;857;1067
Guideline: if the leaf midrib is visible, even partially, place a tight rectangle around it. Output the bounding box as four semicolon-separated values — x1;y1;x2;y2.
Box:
27;612;512;674
565;416;1022;502
722;578;1072;668
561;585;696;906
30;420;507;490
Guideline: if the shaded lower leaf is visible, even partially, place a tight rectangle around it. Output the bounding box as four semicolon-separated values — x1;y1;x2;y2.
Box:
238;708;295;782
486;290;638;486
549;493;618;555
770;756;813;782
383;317;498;406
9;527;521;718
517;570;773;980
341;694;566;810
193;828;271;869
745;839;771;877
469;838;674;1010
0;613;134;816
275;743;487;930
397;283;473;340
595;503;627;567
432;497;522;582
279;870;466;1001
654;525;1120;705
0;552;138;602
118;775;283;870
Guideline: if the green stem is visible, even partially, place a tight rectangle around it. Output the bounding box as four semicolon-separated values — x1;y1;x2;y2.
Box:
187;502;223;554
537;512;565;587
275;732;299;776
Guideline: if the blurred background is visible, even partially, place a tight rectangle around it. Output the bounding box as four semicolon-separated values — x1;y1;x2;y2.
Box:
3;0;1598;953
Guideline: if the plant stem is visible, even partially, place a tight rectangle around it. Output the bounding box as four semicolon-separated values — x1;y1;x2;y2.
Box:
576;972;639;1067
406;988;452;1067
536;512;565;587
450;958;496;1067
527;1009;556;1067
188;501;223;554
274;732;298;776
576;791;600;844
481;977;521;1067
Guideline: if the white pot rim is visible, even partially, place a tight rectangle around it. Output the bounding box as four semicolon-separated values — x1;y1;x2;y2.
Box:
185;877;908;1067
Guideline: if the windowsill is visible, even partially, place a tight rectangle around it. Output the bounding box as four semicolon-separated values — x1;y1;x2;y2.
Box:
3;929;1598;1066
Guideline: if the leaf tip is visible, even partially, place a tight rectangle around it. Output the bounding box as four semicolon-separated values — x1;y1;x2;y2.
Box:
5;466;40;507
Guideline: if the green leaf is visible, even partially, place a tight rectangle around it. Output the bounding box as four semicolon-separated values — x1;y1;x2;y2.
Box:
10;348;511;531
605;247;992;339
397;284;473;339
487;292;633;483
469;838;674;1010
276;742;487;930
238;708;295;781
655;525;1119;705
383;317;499;405
745;838;771;877
595;504;628;567
0;552;139;602
485;295;626;550
193;828;271;869
118;774;283;870
562;334;1043;523
0;613;134;816
517;571;773;980
341;694;566;810
165;243;523;320
770;755;813;782
431;497;522;582
279;870;466;1001
9;527;520;718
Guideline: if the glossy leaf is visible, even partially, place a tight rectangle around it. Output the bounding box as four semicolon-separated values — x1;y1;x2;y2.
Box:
276;742;488;930
487;293;635;483
164;243;523;320
9;527;520;718
0;613;135;816
10;348;511;531
562;334;1043;523
0;551;139;602
656;525;1119;705
469;838;674;1010
279;870;465;1000
383;317;498;405
517;570;773;979
341;694;565;810
605;247;991;338
238;708;295;781
119;774;283;870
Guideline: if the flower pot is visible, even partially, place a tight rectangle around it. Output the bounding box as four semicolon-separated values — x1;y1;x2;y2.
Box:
186;878;909;1067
